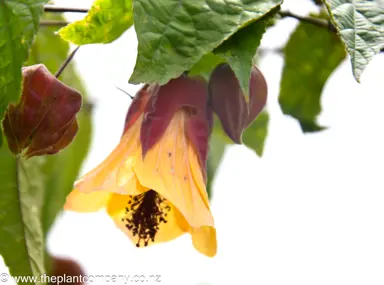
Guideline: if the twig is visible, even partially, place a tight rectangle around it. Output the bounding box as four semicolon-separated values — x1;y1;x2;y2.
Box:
43;5;335;32
278;11;384;53
44;5;88;13
40;20;69;26
44;4;333;31
278;11;335;32
55;46;80;78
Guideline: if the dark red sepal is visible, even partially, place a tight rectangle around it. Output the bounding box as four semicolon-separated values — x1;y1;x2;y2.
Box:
244;65;268;128
122;84;153;134
208;64;247;143
186;113;210;175
208;63;267;143
140;75;211;162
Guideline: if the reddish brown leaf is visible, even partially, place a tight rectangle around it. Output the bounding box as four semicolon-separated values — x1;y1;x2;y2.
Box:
2;64;82;157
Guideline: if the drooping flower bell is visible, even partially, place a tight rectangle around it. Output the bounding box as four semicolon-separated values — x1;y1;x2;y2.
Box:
65;75;217;257
65;63;267;257
3;64;82;158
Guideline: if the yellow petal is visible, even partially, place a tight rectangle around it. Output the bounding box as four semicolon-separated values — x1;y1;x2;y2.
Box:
75;116;144;195
107;193;188;247
134;111;214;228
64;189;111;212
191;226;217;257
189;141;210;208
115;154;149;195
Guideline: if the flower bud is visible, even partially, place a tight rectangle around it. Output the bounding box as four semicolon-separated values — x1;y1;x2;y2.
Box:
3;64;82;157
208;63;267;143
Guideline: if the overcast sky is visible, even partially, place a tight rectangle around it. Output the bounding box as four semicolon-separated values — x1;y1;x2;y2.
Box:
2;0;384;284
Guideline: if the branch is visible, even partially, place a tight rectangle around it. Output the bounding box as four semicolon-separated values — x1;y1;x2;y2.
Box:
278;11;335;32
44;5;88;13
40;20;69;26
55;46;80;78
42;5;335;31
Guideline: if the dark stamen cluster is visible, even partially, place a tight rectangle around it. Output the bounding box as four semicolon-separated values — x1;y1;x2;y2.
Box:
122;190;171;247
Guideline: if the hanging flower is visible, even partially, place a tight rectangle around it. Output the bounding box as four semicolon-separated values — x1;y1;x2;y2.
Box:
65;76;217;257
65;62;267;257
3;64;82;157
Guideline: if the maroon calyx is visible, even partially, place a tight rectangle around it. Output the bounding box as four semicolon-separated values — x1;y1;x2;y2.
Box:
138;75;212;170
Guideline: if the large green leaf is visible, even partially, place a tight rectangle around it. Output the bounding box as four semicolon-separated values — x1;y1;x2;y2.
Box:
190;9;276;83
279;20;346;132
59;0;133;45
189;53;225;80
214;10;276;97
242;110;269;156
0;0;48;146
0;144;46;284
129;0;283;85
322;0;384;82
26;14;93;236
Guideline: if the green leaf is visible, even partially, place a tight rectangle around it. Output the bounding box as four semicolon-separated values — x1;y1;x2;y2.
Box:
242;110;269;156
0;144;46;284
0;0;48;146
188;53;225;80
214;10;276;97
279;20;346;132
27;14;93;236
59;0;133;45
322;0;384;82
129;0;283;85
41;110;91;235
207;128;228;199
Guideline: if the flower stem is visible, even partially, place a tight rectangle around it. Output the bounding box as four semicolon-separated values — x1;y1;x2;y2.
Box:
55;46;80;78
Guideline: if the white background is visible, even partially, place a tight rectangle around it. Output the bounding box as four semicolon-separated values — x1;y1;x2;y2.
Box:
2;0;384;284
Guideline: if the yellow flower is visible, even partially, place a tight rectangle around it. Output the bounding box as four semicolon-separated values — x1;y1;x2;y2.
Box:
65;78;217;257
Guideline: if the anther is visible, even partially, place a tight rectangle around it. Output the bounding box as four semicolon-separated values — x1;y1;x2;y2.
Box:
123;190;171;247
